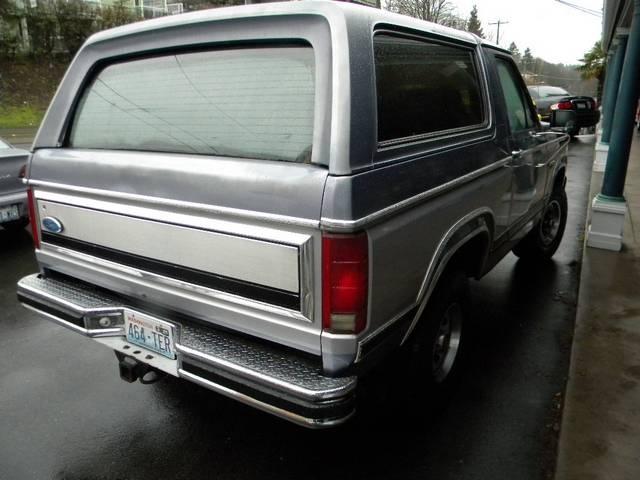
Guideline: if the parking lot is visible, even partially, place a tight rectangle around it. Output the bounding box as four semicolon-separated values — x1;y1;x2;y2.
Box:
0;136;594;480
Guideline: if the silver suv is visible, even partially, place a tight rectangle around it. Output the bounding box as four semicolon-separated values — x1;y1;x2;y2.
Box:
17;1;569;428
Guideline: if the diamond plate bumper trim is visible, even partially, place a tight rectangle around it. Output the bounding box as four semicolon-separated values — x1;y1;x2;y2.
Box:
16;273;357;428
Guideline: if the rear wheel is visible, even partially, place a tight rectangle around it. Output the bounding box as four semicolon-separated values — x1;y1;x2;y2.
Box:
407;269;470;397
512;187;568;260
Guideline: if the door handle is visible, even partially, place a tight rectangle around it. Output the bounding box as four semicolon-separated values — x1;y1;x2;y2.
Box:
512;149;523;157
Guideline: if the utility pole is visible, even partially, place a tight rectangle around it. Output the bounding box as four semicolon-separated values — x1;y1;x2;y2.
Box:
489;20;510;45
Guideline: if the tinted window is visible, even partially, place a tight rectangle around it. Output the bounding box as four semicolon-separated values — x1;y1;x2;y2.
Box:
69;46;315;163
496;59;536;132
374;34;484;142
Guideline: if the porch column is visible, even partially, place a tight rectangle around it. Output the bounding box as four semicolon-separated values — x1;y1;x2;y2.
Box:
601;30;629;144
587;0;640;251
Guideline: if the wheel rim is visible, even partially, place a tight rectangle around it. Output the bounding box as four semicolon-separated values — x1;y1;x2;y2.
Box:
431;302;463;383
540;200;562;246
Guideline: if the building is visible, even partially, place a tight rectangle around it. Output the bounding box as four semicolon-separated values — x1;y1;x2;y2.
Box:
587;0;640;251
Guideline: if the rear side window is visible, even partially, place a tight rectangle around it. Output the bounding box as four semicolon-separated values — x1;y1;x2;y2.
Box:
374;34;484;143
69;46;315;163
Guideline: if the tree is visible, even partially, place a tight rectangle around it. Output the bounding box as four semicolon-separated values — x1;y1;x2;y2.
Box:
26;1;57;57
466;5;484;38
577;41;605;98
55;0;98;57
99;0;138;30
386;0;457;25
521;47;534;73
508;42;520;62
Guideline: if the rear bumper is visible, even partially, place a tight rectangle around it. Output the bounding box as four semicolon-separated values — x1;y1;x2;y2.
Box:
574;110;600;128
17;273;357;428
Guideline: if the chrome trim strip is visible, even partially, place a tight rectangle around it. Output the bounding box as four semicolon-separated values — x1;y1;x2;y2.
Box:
27;180;320;228
33;189;312;246
175;343;356;401
321;159;509;231
356;303;416;362
0;191;27;204
178;369;353;429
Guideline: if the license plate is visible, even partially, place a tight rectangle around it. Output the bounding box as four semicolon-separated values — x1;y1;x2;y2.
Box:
0;204;19;223
124;309;176;359
576;102;586;109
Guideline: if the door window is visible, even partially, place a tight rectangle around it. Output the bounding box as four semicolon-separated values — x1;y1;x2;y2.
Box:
495;58;537;133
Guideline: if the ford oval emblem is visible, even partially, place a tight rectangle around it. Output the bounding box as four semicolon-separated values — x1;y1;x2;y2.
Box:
41;216;64;234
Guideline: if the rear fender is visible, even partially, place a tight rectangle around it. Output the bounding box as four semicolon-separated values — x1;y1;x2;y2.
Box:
400;208;493;345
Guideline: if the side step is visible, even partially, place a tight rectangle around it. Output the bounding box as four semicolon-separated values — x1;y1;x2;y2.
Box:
17;273;357;428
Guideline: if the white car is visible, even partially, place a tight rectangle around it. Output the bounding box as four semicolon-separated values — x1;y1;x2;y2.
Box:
0;137;30;232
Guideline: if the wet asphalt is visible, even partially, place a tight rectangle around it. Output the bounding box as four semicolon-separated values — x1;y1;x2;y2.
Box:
0;136;594;480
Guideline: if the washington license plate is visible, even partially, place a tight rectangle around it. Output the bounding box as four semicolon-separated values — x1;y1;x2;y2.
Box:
124;309;176;359
0;204;19;223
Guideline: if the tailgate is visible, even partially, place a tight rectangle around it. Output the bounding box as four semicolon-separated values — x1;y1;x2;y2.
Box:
29;148;327;355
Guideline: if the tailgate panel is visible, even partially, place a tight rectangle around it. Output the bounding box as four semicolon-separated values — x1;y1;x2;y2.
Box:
37;200;300;293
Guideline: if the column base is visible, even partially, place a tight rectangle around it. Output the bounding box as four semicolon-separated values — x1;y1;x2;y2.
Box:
593;142;609;173
587;196;627;251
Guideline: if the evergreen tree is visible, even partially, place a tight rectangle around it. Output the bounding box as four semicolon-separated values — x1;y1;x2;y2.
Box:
466;5;484;38
522;48;534;73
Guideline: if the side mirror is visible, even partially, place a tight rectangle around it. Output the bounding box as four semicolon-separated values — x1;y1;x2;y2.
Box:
550;110;577;133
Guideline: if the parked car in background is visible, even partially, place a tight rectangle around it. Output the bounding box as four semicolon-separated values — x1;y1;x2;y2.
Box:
17;1;570;428
528;85;600;136
0;137;29;233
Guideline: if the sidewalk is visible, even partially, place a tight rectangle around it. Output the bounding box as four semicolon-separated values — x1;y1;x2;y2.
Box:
556;135;640;479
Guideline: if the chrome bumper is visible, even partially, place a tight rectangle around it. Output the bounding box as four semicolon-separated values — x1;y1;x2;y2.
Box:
17;273;356;428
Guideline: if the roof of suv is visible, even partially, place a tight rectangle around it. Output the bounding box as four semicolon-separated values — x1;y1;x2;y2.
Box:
87;1;508;53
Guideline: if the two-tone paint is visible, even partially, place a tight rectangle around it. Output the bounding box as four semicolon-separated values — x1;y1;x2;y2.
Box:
19;1;569;425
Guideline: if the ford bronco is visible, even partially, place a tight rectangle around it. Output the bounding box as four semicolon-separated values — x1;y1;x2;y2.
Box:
17;1;569;428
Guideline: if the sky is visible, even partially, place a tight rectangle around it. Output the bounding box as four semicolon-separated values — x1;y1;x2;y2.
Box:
449;0;603;65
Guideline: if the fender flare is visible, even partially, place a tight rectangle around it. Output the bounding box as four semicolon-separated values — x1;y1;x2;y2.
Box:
400;207;493;345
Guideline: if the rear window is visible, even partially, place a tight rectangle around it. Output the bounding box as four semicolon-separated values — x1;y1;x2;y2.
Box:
69;46;315;163
538;86;570;97
374;34;484;143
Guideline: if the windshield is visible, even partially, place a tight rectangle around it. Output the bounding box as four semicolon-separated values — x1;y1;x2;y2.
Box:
538;86;570;97
69;45;316;163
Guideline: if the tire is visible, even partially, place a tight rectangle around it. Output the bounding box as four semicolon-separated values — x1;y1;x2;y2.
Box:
512;187;568;260
1;218;29;233
406;269;470;399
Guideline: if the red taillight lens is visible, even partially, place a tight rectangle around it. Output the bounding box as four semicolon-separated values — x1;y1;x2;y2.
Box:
27;187;40;249
551;101;573;111
322;233;368;334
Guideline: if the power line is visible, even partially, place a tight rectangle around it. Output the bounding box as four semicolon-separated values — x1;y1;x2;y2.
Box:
488;19;509;45
554;0;602;17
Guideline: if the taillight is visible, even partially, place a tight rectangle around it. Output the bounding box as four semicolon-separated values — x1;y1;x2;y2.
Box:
27;187;40;249
550;101;573;111
19;164;27;179
322;233;368;334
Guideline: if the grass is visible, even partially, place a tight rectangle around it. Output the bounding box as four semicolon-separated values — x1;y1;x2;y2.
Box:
0;105;45;129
